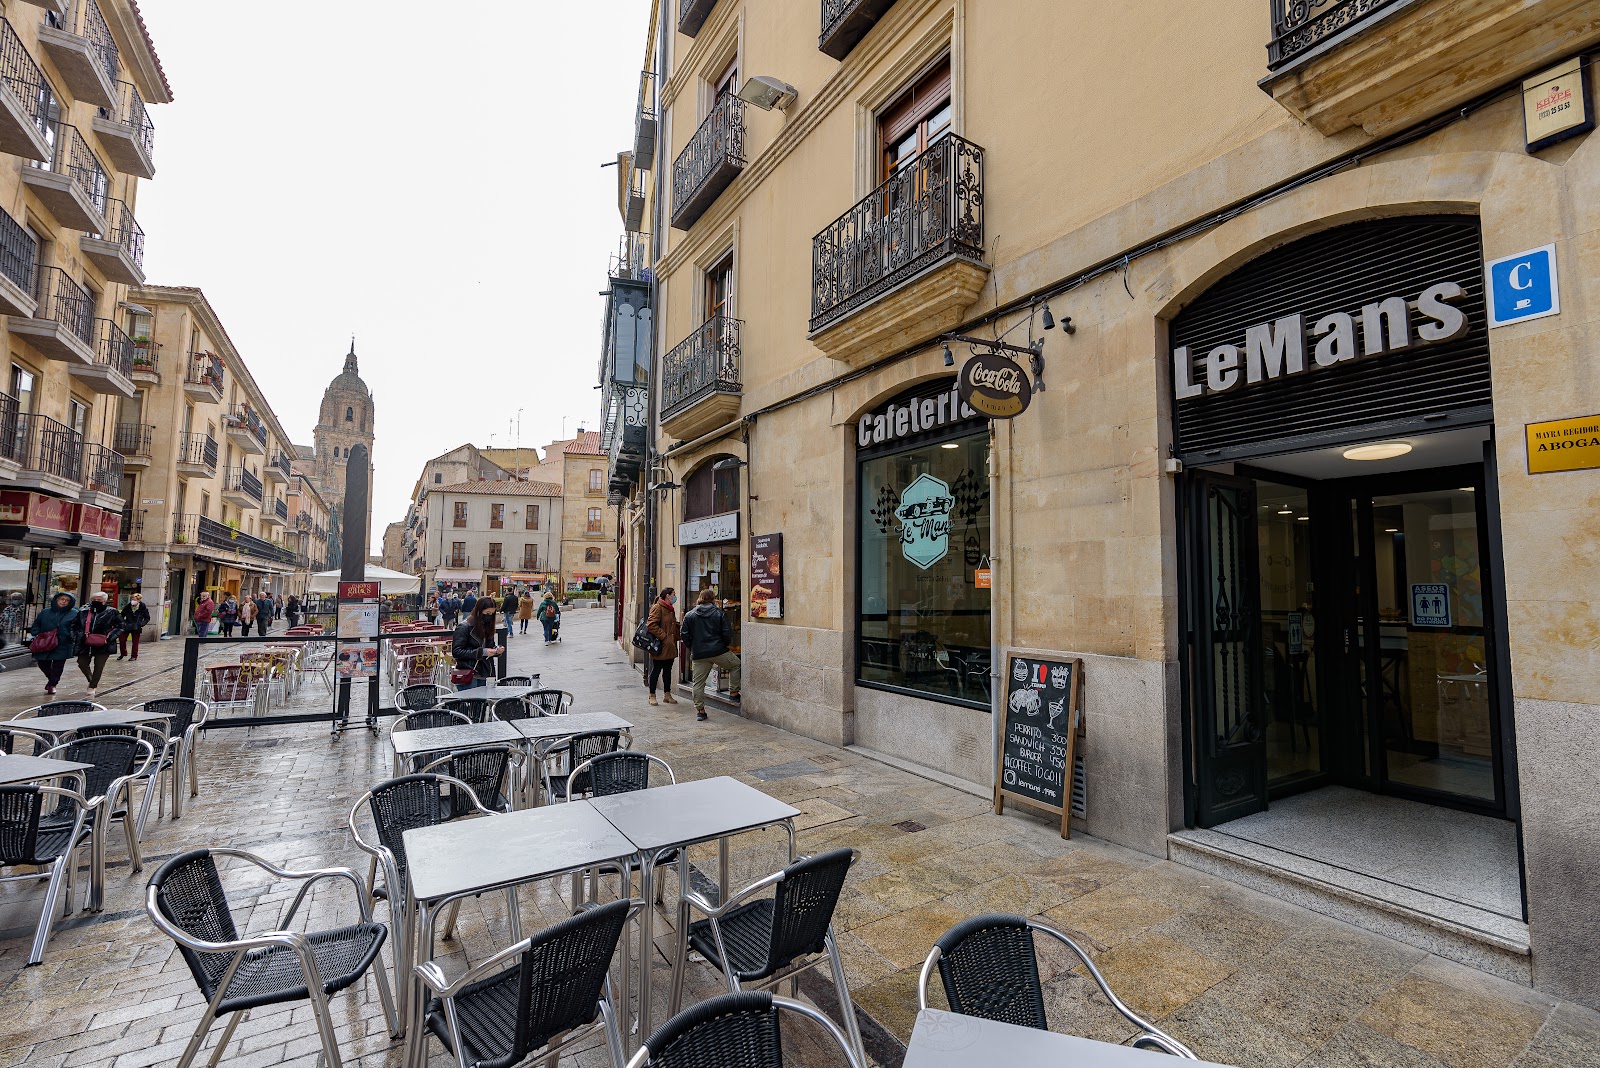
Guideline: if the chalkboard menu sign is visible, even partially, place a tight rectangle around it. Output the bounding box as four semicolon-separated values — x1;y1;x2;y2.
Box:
750;533;783;619
994;649;1083;839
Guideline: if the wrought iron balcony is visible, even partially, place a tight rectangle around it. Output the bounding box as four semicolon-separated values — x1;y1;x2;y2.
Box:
633;71;657;166
119;507;143;542
264;451;292;484
91;80;154;177
221;466;263;506
183;351;224;402
172;513;301;566
40;0;118;108
678;0;719;37
447;554;471;569
69;318;135;396
130;338;158;379
0;392;18;469
113;421;153;462
82;199;144;284
661;316;742;438
16;413;81;487
175;431;218;477
623;163;647;233
224;403;266;454
819;0;901;59
80;442;121;496
0;202;36;316
12;266;94;364
23;124;109;231
0;18;53;163
670;94;745;231
1268;0;1402;68
811;134;985;333
295;511;313;532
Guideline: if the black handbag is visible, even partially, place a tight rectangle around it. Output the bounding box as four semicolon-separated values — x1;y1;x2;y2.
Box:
632;620;662;656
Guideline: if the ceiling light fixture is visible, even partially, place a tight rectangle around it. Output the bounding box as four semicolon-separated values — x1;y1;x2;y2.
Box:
940;442;960;450
1342;442;1413;461
1385;528;1399;533
1277;509;1293;515
1296;516;1309;521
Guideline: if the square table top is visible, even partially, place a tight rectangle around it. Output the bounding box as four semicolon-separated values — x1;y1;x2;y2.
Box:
0;754;95;788
404;799;638;903
512;711;633;741
446;684;541;702
390;720;522;756
16;709;174;734
589;776;800;854
903;1009;1224;1067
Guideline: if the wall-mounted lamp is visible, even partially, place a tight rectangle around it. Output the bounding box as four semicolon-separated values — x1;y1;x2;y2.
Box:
711;457;748;472
650;481;680;492
942;343;955;367
738;76;799;111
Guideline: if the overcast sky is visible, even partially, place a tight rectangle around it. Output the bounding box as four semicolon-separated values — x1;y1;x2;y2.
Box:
135;1;653;549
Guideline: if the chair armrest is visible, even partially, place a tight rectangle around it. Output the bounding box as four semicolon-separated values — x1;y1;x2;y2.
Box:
207;849;375;924
682;867;787;920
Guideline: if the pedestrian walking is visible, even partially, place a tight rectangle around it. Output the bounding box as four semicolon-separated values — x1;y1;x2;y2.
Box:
274;593;284;620
462;591;478;617
500;588;519;641
645;587;680;707
254;593;273;637
517;590;534;634
218;595;239;638
451;598;504;690
194;592;215;637
285;593;301;629
28;592;80;696
117;593;150;661
537;592;561;644
238;596;256;638
441;592;458;628
76;591;122;698
681;588;740;721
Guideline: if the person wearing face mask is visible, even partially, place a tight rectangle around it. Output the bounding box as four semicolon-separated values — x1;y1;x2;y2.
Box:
29;592;81;695
77;591;123;697
644;587;681;707
451;598;505;689
118;593;150;660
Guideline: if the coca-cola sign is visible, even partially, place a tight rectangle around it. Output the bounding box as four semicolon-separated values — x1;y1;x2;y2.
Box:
958;352;1031;419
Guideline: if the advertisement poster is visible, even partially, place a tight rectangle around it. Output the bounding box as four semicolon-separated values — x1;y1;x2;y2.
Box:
336;642;379;679
749;533;783;619
337;603;379;639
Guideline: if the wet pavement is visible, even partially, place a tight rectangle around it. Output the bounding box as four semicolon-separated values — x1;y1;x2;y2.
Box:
0;610;1596;1067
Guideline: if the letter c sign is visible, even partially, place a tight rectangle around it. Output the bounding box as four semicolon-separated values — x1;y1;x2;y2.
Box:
1487;244;1559;327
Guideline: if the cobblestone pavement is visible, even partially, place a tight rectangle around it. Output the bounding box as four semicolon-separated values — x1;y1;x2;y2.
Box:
1;611;1597;1067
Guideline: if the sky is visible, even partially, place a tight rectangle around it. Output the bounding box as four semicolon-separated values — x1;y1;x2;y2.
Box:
133;0;653;550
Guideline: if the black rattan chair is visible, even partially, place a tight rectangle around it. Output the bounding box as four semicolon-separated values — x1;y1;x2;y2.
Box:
498;674;539;687
416;897;635;1068
917;913;1196;1057
397;683;448;712
390;708;472;739
16;700;106;719
491;695;535;722
675;848;865;1064
626;990;863;1068
130;698;210;821
418;745;522;814
1;783;90;964
540;730;622;803
528;689;574;716
65;723;170;839
440;696;494;724
568;751;675;800
146;847;399;1068
0;724;51;757
40;734;154;910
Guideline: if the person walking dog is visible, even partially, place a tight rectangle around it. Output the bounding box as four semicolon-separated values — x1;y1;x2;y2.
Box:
77;591;122;698
29;592;80;696
644;588;680;707
680;588;740;721
117;593;150;660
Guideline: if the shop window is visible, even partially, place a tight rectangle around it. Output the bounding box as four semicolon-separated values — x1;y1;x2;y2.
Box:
683;460;739;520
490;503;504;528
586;547;602;563
525;504;540;530
857;387;990;707
453;502;468;527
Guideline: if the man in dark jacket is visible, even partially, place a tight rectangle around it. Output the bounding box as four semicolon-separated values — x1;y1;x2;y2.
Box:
679;588;740;721
500;589;519;642
254;593;273;637
462;591;478;617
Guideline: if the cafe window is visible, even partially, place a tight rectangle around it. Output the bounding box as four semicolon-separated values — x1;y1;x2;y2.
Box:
880;59;951;178
857;383;990;707
587;507;603;534
453;502;468;527
586;547;602;564
490;503;504;528
525;504;540;530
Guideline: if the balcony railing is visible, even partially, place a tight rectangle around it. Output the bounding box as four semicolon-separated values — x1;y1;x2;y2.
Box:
130;338;157;375
119;507;142;542
102;80;153;157
50;0;118;87
80;442;120;494
33;123;110;220
1268;0;1404;68
271;452;293;479
185;351;224;396
295;512;313;531
447;554;471;569
275;497;288;522
0;392;17;464
662;316;742;421
670;94;745;230
0;203;36;297
94;199;143;268
93;318;133;377
171;513;301;566
810;134;985;333
176;431;218;472
633;71;657;166
677;0;719;36
17;414;80;482
819;0;901;59
487;553;503;570
225;403;267;446
113;421;152;457
33;266;94;345
222;465;263;504
0;17;50;141
521;552;539;570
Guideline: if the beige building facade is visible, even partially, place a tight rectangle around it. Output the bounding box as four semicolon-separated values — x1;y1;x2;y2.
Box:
602;0;1600;1008
424;480;562;595
397;443;510;583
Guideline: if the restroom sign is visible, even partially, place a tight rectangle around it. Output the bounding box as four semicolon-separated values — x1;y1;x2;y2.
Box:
1410;584;1452;628
1486;244;1559;328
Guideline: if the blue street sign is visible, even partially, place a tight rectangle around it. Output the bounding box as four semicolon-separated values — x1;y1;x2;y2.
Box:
1486;244;1560;327
1410;584;1452;628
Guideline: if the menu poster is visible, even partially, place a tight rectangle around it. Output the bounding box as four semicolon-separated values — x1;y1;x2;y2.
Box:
336;642;379;679
337;603;379;639
994;649;1083;839
750;533;783;619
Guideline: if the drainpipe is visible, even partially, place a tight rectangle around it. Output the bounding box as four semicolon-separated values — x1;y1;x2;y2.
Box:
989;418;1007;799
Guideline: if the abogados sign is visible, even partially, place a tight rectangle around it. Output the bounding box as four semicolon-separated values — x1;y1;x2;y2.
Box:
958;352;1031;419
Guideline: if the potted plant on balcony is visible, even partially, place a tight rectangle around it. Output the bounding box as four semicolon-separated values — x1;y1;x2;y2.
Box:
225;518;241;540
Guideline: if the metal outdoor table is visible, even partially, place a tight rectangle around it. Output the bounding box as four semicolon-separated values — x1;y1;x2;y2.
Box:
589;776;801;1044
388;720;522;775
11;709;173;739
511;711;634;742
0;754;92;787
447;683;542;701
904;1008;1232;1067
398;800;639;1068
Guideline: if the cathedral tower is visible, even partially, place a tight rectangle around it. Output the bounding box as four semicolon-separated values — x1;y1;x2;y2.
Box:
311;340;375;561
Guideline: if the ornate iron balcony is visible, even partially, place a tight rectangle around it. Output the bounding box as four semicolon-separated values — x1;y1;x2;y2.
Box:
93;318;133;377
0;17;50;141
662;316;742;421
33;266;94;346
51;0;118;86
185;351;224;397
106;80;153;155
113;421;152;456
819;0;901;59
225;403;267;446
32;123;110;221
671;95;745;230
17;414;80;481
81;442;121;494
810;133;985;333
176;432;218;472
1268;0;1404;68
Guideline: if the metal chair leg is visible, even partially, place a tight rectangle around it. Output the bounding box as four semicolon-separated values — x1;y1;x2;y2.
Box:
369;954;401;1039
303;984;344;1068
599;987;626;1068
172;998;222;1068
441;898;462;940
27;856;68;964
826;931;867;1067
204;1009;246;1068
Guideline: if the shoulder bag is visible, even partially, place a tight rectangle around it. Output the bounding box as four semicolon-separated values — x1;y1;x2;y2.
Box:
28;629;57;655
632;619;662;656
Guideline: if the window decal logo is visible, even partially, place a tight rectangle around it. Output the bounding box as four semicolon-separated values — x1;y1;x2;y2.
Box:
894;473;954;570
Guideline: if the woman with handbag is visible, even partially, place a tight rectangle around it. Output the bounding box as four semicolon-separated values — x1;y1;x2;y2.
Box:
117;592;150;660
643;588;680;707
517;590;535;634
29;592;80;696
451;598;504;690
76;591;123;697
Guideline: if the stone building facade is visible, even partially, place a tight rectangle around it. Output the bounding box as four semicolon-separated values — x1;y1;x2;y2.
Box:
601;0;1600;1009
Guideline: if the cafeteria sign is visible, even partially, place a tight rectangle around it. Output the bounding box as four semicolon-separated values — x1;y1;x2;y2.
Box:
958;352;1031;419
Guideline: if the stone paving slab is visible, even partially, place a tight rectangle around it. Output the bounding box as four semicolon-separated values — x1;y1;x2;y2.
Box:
0;613;1596;1067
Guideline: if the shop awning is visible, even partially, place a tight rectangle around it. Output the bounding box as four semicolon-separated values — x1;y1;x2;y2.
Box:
432;568;480;584
307;565;420;595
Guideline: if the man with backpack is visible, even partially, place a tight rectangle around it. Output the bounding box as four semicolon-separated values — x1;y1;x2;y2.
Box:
681;589;740;722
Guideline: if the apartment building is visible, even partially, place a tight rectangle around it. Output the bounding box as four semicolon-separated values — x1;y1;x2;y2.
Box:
116;285;310;633
0;0;168;653
285;473;329;580
544;431;618;595
398;443;510;580
603;0;1600;1006
425;480;562;595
